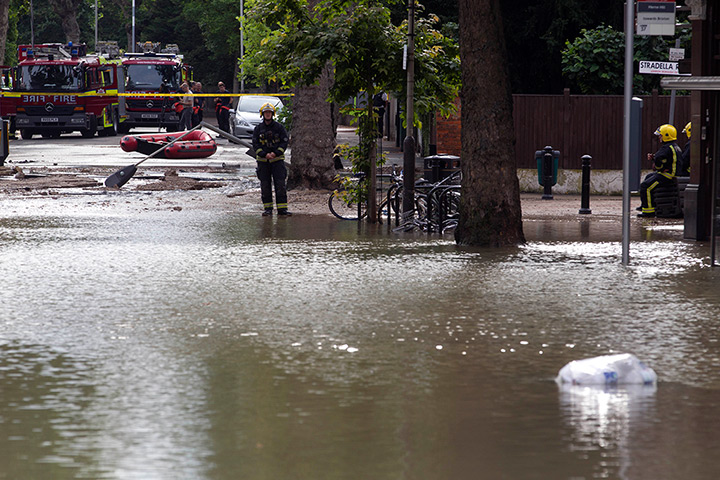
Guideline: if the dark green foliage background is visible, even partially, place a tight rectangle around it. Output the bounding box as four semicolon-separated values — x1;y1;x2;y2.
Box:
11;0;691;94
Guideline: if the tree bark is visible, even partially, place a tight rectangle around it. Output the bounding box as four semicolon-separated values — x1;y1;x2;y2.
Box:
455;0;525;246
0;0;9;65
48;0;83;44
286;65;337;190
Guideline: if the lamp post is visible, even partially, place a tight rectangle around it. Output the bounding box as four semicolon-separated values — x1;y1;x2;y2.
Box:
402;0;416;223
622;0;634;265
30;0;34;47
132;0;136;53
240;0;245;93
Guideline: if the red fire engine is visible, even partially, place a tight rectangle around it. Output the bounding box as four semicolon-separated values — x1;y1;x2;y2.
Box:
0;65;15;138
12;42;123;139
119;42;193;133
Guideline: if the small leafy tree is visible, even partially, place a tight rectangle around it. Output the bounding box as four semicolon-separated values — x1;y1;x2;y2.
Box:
561;25;691;95
244;0;460;219
245;0;404;218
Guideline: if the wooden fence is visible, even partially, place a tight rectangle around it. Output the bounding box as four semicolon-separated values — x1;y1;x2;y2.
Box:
436;90;691;170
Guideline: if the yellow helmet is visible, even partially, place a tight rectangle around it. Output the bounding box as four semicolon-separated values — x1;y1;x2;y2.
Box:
682;122;691;139
654;124;677;142
259;102;276;117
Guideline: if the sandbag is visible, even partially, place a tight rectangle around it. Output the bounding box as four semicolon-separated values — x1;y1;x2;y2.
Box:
555;353;657;386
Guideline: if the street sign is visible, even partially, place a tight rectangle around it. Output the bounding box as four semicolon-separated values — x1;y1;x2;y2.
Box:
639;60;679;75
669;48;685;61
637;1;676;36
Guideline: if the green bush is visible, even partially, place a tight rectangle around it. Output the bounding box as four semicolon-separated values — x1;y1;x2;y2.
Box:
562;25;690;95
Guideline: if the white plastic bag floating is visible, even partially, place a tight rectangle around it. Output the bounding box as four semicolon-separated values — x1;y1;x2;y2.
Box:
555;353;657;386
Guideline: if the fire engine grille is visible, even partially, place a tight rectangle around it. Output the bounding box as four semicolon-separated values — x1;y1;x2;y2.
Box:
24;105;76;116
126;99;173;110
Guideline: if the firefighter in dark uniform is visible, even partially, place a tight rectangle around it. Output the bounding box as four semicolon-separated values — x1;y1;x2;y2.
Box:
214;82;232;133
638;124;681;217
253;102;291;216
679;121;691;176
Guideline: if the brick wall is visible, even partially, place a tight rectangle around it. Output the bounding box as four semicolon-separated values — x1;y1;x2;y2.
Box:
435;97;462;157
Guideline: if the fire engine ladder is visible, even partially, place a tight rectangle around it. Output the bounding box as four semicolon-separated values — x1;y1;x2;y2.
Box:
34;45;71;58
712;149;720;266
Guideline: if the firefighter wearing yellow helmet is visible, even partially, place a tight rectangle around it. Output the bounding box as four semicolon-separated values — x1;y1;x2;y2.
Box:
252;101;290;216
638;124;681;217
679;122;691;176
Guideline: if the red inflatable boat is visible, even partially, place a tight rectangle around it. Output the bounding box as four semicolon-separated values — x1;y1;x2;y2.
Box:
120;130;217;159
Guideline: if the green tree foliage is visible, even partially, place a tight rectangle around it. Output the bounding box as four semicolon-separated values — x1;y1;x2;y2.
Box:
180;0;240;87
561;25;691;95
13;0;237;88
244;0;459;168
2;0;23;65
500;0;624;93
246;0;402;180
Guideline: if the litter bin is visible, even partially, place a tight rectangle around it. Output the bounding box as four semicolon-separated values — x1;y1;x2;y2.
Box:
535;146;559;187
423;154;460;183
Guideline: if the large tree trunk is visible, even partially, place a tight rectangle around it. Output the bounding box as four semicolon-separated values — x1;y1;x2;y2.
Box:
286;65;336;190
49;0;83;44
455;0;524;246
0;0;9;65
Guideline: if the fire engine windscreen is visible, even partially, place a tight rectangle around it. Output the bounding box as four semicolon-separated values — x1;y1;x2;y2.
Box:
125;65;181;91
17;65;82;91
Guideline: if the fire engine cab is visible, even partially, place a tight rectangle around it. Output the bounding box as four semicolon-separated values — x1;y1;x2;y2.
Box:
13;42;123;139
120;42;193;133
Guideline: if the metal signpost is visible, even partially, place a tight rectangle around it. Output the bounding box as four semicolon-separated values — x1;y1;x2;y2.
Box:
623;0;676;265
622;1;635;265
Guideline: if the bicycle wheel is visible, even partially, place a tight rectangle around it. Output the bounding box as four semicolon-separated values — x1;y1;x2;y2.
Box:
329;190;367;220
378;184;401;223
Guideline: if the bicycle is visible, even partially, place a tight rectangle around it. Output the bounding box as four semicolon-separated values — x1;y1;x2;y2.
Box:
329;164;461;232
328;172;368;220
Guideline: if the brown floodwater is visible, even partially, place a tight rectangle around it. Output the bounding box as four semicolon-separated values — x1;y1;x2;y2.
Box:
1;193;719;479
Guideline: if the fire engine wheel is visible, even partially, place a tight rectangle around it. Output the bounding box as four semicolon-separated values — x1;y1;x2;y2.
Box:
118;123;130;134
80;116;97;138
20;129;34;140
107;112;119;136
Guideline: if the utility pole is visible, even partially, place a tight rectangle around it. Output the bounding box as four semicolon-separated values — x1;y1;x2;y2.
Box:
240;0;245;93
402;0;416;224
132;0;136;53
622;0;634;265
30;0;34;47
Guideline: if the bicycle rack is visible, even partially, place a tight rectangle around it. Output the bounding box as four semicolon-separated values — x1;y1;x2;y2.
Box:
423;171;462;233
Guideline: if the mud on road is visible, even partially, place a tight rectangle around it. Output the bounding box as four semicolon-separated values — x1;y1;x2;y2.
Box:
0;131;674;222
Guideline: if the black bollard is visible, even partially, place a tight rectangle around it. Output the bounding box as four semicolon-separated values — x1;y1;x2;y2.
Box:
579;155;592;214
542;146;554;200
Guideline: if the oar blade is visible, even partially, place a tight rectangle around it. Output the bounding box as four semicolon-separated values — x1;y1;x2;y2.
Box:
104;164;138;188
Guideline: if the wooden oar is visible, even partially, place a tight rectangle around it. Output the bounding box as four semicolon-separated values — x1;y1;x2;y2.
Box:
104;124;203;188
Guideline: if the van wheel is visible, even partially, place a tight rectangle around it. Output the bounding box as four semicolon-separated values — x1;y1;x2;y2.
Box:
20;129;34;140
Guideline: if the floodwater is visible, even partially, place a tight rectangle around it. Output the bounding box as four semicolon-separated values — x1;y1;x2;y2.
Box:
1;193;719;480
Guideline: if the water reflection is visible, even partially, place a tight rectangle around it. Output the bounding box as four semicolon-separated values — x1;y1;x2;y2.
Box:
1;200;719;479
0;342;96;477
558;383;657;479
